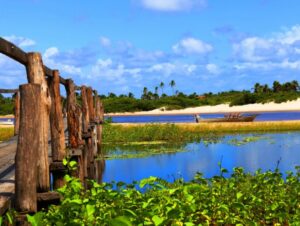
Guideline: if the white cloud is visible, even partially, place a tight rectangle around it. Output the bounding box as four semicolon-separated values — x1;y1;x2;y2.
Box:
276;25;300;45
44;47;59;58
4;35;36;47
140;0;206;12
233;25;300;71
43;47;82;75
91;58;141;83
234;60;300;71
206;63;221;74
173;37;213;55
100;36;111;47
148;62;197;76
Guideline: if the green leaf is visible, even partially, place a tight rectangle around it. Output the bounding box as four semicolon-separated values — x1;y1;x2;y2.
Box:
69;160;77;168
152;215;165;226
27;212;44;226
86;204;95;218
139;176;158;188
6;212;13;224
110;216;132;226
124;209;137;217
184;223;195;226
62;158;68;166
236;192;243;200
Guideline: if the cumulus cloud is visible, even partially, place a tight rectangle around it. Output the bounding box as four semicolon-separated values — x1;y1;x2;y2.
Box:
233;25;300;71
173;37;213;56
43;47;83;75
148;62;197;77
206;63;221;74
140;0;207;12
4;35;36;47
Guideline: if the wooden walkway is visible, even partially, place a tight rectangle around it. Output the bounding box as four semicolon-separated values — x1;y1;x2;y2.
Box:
0;137;17;214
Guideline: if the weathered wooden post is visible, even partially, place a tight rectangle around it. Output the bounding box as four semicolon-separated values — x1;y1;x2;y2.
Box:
65;79;84;181
26;52;51;192
48;70;66;189
81;86;89;182
14;91;20;135
87;87;95;122
66;79;82;148
94;93;105;183
87;88;97;180
15;84;41;224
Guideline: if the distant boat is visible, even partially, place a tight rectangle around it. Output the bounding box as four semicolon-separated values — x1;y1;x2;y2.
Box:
195;113;258;123
0;119;14;125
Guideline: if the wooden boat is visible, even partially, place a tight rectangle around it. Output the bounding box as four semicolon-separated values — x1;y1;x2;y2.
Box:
195;113;258;123
0;119;14;125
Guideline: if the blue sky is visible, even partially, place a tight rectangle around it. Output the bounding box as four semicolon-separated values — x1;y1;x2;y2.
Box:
1;0;300;96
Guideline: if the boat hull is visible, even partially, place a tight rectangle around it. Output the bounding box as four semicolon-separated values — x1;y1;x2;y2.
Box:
197;115;258;123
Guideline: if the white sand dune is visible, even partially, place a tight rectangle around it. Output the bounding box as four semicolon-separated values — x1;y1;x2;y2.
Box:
106;99;300;116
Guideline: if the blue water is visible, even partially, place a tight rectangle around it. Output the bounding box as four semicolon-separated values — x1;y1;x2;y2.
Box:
102;132;300;183
108;111;300;123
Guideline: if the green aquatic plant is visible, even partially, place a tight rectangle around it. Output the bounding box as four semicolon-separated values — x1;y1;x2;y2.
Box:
227;135;273;146
27;166;300;225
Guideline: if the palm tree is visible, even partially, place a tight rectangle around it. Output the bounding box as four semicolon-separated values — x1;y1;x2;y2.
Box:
141;87;148;99
291;80;299;91
128;92;134;98
154;86;159;95
159;82;164;95
169;80;176;95
272;81;281;92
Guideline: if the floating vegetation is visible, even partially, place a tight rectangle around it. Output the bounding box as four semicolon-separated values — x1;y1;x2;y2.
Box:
227;135;273;146
103;142;187;160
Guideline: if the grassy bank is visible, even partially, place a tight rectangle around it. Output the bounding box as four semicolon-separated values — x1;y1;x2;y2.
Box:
103;121;300;144
0;127;14;142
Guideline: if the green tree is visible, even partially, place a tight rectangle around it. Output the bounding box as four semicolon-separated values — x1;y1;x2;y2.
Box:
159;82;165;96
272;81;281;92
169;80;176;95
154;86;159;95
128;92;134;98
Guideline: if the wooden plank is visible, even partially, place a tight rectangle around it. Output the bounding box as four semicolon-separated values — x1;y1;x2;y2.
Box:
0;37;28;65
68;148;83;156
0;89;18;93
15;84;40;213
0;168;14;216
48;70;66;161
49;162;67;172
37;192;60;202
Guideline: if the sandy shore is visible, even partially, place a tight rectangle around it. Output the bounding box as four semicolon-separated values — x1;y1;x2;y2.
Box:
0;115;14;119
106;99;300;116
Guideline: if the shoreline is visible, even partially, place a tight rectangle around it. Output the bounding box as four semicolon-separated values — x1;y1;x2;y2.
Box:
106;100;300;116
106;109;300;117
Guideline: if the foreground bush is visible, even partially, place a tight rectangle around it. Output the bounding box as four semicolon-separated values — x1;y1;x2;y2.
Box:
28;167;300;225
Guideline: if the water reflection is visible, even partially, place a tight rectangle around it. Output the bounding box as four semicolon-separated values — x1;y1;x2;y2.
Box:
103;132;300;183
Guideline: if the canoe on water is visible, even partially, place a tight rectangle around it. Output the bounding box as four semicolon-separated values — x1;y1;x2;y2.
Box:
0;119;14;125
195;113;259;123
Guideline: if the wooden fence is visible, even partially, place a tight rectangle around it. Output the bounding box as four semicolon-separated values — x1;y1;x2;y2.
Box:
0;37;105;225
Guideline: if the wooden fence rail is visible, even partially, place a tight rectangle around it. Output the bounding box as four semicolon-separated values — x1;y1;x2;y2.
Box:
0;37;105;224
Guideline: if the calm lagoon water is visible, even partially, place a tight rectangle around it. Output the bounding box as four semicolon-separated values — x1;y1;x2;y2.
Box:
109;111;300;123
102;132;300;183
